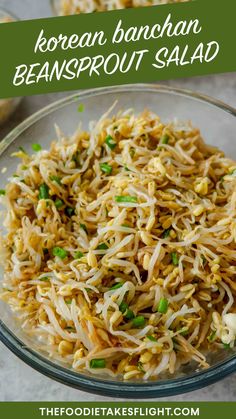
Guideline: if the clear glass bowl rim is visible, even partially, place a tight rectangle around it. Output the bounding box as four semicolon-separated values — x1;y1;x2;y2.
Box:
0;83;236;399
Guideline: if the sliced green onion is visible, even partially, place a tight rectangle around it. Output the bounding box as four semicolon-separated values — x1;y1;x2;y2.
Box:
52;247;68;260
157;297;169;314
65;207;75;217
125;309;135;320
105;135;116;150
119;301;129;314
115;196;137;203
39;183;49;200
19;146;27;154
39;277;50;282
90;359;106;369
100;163;112;175
207;331;216;342
147;335;157;342
132;316;145;328
55;198;64;209
137;361;145;373
65;299;72;305
21;165;28;170
171;252;179;266
0;189;6;196
180;331;189;337
32;143;42;152
96;243;109;250
119;301;135;320
179;327;189;336
163;228;171;238
110;282;123;290
50;175;62;185
80;223;88;234
223;343;231;349
160;134;169;145
124;165;130;172
74;251;84;259
77;103;84;113
229;169;236;176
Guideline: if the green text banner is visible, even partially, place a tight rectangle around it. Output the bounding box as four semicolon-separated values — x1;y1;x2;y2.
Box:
0;402;236;419
0;0;235;98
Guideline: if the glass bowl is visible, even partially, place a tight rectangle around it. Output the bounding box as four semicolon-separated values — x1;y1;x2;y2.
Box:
0;8;22;126
50;0;191;16
0;84;236;398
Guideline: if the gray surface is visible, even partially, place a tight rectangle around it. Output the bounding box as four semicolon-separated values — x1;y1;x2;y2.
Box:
0;0;236;402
